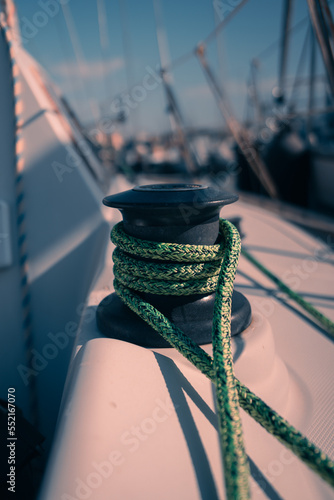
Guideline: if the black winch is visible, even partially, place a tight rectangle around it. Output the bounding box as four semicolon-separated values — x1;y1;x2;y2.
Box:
96;184;251;347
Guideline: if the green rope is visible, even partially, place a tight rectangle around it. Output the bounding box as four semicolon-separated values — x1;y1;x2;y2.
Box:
241;248;334;340
111;219;334;497
112;247;221;295
111;222;224;262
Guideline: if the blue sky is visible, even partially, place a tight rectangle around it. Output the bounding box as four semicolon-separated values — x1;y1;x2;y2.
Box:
14;0;326;137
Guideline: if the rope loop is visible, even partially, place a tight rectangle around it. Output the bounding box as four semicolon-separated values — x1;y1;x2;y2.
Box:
111;221;226;295
111;221;224;262
110;217;334;497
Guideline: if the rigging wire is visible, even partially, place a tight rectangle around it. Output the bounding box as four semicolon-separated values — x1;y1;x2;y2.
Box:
307;21;317;132
307;0;334;96
153;0;198;173
60;2;100;126
87;0;334;136
97;0;110;54
166;0;250;72
153;0;174;133
289;24;311;108
319;0;334;54
118;0;138;136
278;0;295;100
103;3;316;110
53;11;84;109
96;0;256;120
202;0;249;46
256;16;309;61
96;0;113;105
196;45;279;199
212;0;226;89
153;0;172;72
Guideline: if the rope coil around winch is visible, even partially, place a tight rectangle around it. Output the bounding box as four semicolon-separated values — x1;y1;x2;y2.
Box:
111;218;334;499
112;222;224;295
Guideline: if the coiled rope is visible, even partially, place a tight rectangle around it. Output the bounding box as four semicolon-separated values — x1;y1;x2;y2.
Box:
111;219;334;499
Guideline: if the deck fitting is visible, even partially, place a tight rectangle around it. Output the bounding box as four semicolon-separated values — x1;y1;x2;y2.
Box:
96;184;252;347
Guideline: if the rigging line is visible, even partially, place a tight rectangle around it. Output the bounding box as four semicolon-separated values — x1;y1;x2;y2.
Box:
153;0;199;174
256;16;308;61
196;45;279;199
166;0;249;72
60;2;100;126
307;0;334;95
97;0;110;52
0;13;39;427
287;74;326;86
307;21;317;132
203;0;249;45
53;11;81;105
289;24;311;108
96;0;113;104
250;59;264;128
153;0;174;132
103;1;308;113
212;0;225;85
153;0;172;71
118;0;138;136
278;0;295;99
319;0;334;53
283;104;334;118
243;71;253;125
101;0;261;112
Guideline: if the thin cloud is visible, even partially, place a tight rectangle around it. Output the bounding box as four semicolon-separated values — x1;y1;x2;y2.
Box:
184;77;280;101
53;57;125;80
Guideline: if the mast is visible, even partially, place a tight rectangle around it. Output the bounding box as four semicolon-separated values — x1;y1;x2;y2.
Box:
277;0;295;104
196;44;278;199
250;58;263;129
96;0;113;105
118;0;137;137
307;0;334;97
307;24;317;134
60;2;100;126
319;0;334;53
160;70;198;175
153;0;197;175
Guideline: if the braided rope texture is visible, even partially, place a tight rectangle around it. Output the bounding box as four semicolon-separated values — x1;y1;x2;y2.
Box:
111;218;334;497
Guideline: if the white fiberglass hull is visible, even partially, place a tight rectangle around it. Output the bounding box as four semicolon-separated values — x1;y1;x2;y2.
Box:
39;201;334;500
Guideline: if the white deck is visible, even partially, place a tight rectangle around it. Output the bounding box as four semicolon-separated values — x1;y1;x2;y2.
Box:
39;201;334;500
